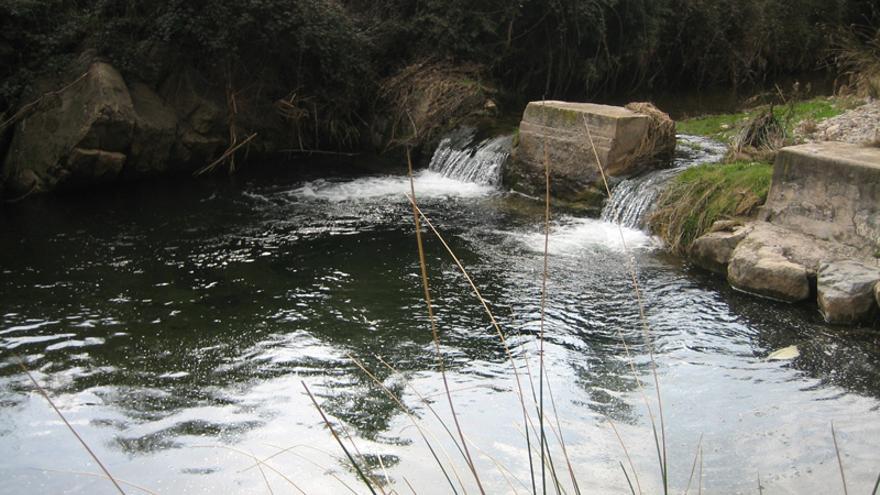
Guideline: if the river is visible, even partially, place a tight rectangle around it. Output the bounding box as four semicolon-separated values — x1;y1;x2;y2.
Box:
1;134;878;494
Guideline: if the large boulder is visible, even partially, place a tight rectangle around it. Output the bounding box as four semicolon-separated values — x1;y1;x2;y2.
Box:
2;62;136;192
506;101;675;204
160;69;231;172
124;82;178;178
817;261;880;324
727;228;810;302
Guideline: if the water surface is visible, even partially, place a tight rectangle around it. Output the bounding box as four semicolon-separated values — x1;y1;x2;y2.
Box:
1;150;878;494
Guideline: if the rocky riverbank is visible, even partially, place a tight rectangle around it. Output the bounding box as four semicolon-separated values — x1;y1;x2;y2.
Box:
684;102;880;325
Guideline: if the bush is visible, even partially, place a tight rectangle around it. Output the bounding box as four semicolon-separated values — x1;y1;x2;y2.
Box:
0;0;876;149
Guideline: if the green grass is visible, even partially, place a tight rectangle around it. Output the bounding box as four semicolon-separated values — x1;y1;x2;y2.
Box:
676;97;853;142
650;160;773;253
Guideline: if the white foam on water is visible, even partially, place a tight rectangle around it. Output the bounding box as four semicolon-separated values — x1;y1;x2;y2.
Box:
519;217;656;255
290;170;496;202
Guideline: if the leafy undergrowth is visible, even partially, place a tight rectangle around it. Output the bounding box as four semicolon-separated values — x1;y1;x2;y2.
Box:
650;161;773;253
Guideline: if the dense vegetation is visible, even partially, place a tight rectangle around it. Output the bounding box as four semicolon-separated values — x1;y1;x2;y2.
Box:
1;0;878;149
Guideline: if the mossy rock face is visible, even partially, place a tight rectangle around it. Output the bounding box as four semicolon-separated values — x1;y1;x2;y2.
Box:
2;62;136;192
504;100;675;207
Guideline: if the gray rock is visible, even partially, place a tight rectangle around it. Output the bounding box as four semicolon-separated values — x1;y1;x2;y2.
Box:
2;62;135;191
507;101;675;204
876;280;880;309
160;69;227;170
691;225;752;274
817;260;880;324
125;82;178;178
727;233;810;302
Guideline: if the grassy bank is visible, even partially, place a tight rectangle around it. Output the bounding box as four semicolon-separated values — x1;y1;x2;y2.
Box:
650;161;773;254
653;95;863;253
676;96;854;142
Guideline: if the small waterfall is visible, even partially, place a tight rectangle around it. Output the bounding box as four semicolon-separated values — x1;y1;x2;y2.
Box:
428;128;514;186
601;135;727;229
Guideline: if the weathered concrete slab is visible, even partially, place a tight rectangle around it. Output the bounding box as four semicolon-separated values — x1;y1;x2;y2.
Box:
762;142;880;257
818;260;880;324
506;101;674;204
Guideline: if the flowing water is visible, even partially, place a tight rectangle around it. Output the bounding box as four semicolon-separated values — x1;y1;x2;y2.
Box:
601;135;728;228
1;137;879;495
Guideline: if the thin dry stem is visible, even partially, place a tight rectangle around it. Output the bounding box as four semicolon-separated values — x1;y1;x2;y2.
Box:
348;353;463;495
406;147;485;494
252;448;275;495
255;443;359;495
406;196;540;493
683;434;704;495
302;381;378;495
193;132;258;176
17;359;127;495
620;461;637;495
538;98;552;495
831;422;849;495
192;445;307;494
582;116;668;494
376;355;470;494
36;469;156;495
0;71;89;133
603;415;643;495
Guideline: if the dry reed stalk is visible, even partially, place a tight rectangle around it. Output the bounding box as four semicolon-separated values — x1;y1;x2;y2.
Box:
376;355;471;490
253;443;360;495
406;197;541;493
697;444;703;495
538;98;552;495
348;353;464;495
37;469;157;495
619;461;637;495
603;415;643;495
194;132;258;176
405;146;486;494
831;422;849;495
543;346;581;495
16;359;127;495
683;434;704;495
335;420;390;495
251;448;274;495
192;445;308;494
403;476;418;494
0;71;89;133
302;381;378;495
581;115;668;494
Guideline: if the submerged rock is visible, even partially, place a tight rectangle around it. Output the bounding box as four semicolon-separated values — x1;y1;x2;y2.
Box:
506;101;675;205
817;261;880;324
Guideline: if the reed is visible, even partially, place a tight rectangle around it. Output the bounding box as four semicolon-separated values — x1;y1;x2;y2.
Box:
16;357;127;495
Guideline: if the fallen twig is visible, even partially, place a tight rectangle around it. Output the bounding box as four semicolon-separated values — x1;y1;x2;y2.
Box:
193;133;258;177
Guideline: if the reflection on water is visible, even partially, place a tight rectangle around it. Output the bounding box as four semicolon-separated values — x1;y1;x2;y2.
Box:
1;159;878;494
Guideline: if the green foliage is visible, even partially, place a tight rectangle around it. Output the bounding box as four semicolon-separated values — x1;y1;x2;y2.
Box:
1;0;877;148
650;161;773;252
